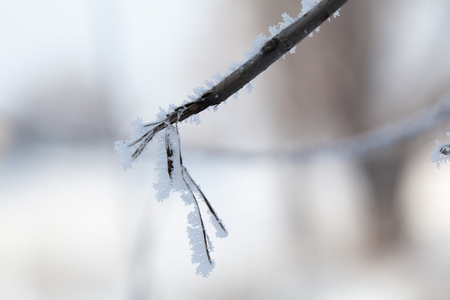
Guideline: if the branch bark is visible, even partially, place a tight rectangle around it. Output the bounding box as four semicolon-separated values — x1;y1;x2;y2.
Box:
130;0;349;158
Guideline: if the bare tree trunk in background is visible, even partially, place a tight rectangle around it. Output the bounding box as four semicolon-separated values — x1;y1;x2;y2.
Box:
252;0;408;256
326;1;408;250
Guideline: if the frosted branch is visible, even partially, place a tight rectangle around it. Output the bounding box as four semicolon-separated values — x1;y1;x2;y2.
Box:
116;0;349;277
128;0;348;159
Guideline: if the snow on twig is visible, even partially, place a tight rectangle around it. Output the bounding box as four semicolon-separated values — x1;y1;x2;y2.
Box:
158;123;227;276
431;132;450;168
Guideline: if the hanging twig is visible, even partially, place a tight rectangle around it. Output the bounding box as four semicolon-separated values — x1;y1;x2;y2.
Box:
181;171;213;265
165;122;227;268
183;169;227;233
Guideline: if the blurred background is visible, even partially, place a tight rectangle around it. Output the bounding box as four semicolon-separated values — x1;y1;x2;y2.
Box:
1;0;450;299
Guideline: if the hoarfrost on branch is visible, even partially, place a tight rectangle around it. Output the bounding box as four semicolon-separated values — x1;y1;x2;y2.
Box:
115;0;345;276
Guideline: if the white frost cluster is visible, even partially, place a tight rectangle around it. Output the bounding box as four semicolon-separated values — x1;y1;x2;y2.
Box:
431;132;450;168
153;130;183;202
300;0;341;37
152;122;227;277
114;117;145;170
187;209;215;277
152;109;190;202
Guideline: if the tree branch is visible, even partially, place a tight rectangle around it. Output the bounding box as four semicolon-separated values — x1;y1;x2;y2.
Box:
129;0;349;158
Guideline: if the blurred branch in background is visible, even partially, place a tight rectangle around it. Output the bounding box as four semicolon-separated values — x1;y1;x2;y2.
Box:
197;93;450;162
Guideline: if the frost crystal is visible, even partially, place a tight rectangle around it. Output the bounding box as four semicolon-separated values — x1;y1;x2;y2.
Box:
246;83;254;94
244;33;269;60
187;209;215;277
210;214;228;238
193;86;207;97
431;132;450;168
301;0;320;14
151;123;227;276
114;118;145;170
298;0;340;36
269;12;296;37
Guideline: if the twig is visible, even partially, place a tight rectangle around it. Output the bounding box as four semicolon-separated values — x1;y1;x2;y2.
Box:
182;169;213;264
166;122;226;267
183;169;227;233
129;0;349;159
